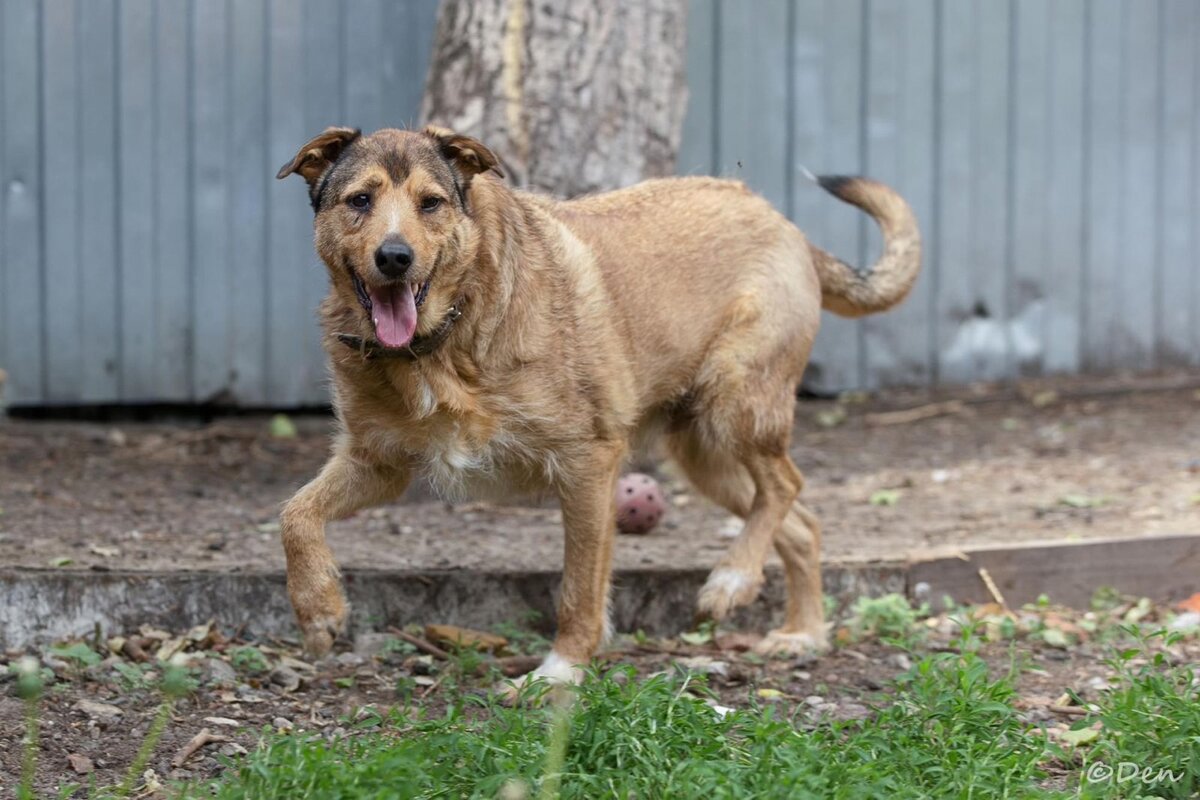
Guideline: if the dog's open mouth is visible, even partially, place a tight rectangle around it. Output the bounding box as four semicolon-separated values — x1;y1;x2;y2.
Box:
351;272;431;350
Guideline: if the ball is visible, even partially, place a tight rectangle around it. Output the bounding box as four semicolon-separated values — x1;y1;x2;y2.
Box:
615;473;666;534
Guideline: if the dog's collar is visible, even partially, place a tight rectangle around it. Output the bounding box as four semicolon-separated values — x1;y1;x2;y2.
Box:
334;297;465;361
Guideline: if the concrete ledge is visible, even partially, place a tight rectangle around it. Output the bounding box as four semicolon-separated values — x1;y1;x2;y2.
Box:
0;562;906;650
3;534;1196;649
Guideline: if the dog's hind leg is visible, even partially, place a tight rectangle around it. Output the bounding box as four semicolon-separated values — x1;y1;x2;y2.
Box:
756;501;828;656
668;431;826;655
280;443;411;657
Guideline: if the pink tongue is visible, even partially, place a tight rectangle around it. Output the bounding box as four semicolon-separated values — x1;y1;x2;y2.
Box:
369;283;418;348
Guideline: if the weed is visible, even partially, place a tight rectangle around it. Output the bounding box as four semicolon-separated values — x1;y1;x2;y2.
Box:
229;645;269;675
844;592;929;646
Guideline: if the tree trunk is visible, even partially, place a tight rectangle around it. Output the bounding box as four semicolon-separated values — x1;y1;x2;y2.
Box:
421;0;689;198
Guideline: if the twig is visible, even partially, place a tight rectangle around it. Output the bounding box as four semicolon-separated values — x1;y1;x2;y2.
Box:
171;728;230;768
1048;705;1091;717
865;400;965;427
978;567;1008;609
495;654;543;678
418;672;448;699
387;627;451;660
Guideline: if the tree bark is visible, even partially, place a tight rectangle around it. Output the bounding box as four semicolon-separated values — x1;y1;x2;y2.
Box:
421;0;689;198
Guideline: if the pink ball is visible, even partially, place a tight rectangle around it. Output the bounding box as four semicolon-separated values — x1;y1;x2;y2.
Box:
616;473;666;534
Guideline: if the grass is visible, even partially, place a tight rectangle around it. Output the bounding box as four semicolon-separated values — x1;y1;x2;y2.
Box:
186;633;1058;799
12;605;1198;799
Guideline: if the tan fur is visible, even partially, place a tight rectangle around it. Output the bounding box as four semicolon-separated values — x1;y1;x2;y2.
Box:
276;127;920;676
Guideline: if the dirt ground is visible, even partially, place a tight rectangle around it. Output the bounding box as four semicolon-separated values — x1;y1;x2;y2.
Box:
2;374;1198;573
1;598;1195;797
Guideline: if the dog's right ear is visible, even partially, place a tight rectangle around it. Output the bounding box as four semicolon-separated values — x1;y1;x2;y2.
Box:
275;126;361;187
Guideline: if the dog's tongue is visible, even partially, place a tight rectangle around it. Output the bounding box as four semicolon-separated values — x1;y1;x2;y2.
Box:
370;283;418;348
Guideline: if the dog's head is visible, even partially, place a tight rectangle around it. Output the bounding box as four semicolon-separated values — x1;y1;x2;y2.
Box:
277;126;502;351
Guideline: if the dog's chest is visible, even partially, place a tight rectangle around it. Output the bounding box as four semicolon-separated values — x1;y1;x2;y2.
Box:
358;405;555;500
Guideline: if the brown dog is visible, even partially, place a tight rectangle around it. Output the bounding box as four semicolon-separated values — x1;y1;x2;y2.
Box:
275;126;919;686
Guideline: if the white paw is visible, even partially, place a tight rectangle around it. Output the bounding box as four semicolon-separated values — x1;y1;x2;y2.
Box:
752;629;829;659
696;567;764;620
499;651;582;704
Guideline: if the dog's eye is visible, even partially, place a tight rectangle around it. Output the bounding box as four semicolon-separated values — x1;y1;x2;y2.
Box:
347;193;371;211
420;196;443;212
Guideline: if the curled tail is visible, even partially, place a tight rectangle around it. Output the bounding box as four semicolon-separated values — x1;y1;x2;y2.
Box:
804;172;921;318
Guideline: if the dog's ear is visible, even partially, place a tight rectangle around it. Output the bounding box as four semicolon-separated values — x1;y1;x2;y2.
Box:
276;126;361;186
423;125;505;179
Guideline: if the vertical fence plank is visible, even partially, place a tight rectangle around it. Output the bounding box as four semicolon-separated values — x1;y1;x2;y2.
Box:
154;0;193;400
117;0;156;401
344;0;385;133
1083;0;1123;372
41;0;83;402
716;0;790;209
383;0;437;129
861;0;936;388
1043;0;1086;375
1009;0;1050;376
191;0;232;402
1116;0;1160;368
229;0;269;404
78;0;121;401
802;0;865;392
936;0;1013;384
677;0;716;175
266;0;312;405
1158;0;1196;366
299;0;343;404
0;0;44;405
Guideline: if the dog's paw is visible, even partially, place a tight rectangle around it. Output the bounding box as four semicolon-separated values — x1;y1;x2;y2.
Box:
300;614;346;658
498;652;582;705
289;577;348;658
696;567;764;621
752;629;829;659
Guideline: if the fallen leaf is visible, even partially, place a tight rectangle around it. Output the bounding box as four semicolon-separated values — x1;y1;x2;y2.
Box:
48;556;74;568
88;544;120;558
67;753;94;774
1030;390;1059;408
76;699;123;721
869;489;902;507
1058;726;1100;747
155;637;188;662
815;406;847;429
1175;593;1200;613
269;413;297;439
203;716;242;727
679;629;713;646
1042;628;1071;649
424;624;509;653
756;688;784;701
1059;494;1105;509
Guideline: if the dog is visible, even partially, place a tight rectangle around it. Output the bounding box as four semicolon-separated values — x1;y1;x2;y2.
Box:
275;125;919;688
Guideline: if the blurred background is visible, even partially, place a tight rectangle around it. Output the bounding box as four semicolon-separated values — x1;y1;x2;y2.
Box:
0;0;1195;409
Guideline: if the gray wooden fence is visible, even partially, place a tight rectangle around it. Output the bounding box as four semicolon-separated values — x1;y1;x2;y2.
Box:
1;0;1197;406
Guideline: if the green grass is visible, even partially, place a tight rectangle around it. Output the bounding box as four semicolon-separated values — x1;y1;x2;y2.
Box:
184;644;1058;799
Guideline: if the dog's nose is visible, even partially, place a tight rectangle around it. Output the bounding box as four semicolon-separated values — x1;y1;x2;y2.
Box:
374;240;414;278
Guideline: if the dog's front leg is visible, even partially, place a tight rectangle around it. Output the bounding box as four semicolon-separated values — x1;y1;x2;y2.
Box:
515;442;624;693
280;447;410;656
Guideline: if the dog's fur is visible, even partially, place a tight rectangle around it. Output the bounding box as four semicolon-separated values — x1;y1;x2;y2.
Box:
276;126;920;685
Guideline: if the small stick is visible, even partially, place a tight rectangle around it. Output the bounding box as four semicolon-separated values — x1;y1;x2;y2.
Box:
978;567;1008;609
171;728;230;768
387;627;451;660
1048;705;1091;717
495;654;543;678
864;400;965;427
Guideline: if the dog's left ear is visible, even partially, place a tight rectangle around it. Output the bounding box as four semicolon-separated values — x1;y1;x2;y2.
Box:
424;125;505;179
276;126;361;187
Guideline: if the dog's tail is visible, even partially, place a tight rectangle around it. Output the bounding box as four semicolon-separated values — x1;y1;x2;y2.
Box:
801;169;921;318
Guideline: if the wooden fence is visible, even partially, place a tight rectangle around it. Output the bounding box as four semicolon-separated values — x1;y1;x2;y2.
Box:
1;0;1196;405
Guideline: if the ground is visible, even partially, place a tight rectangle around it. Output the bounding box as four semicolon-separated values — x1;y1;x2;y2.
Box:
2;373;1199;796
2;374;1198;573
2;596;1198;797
